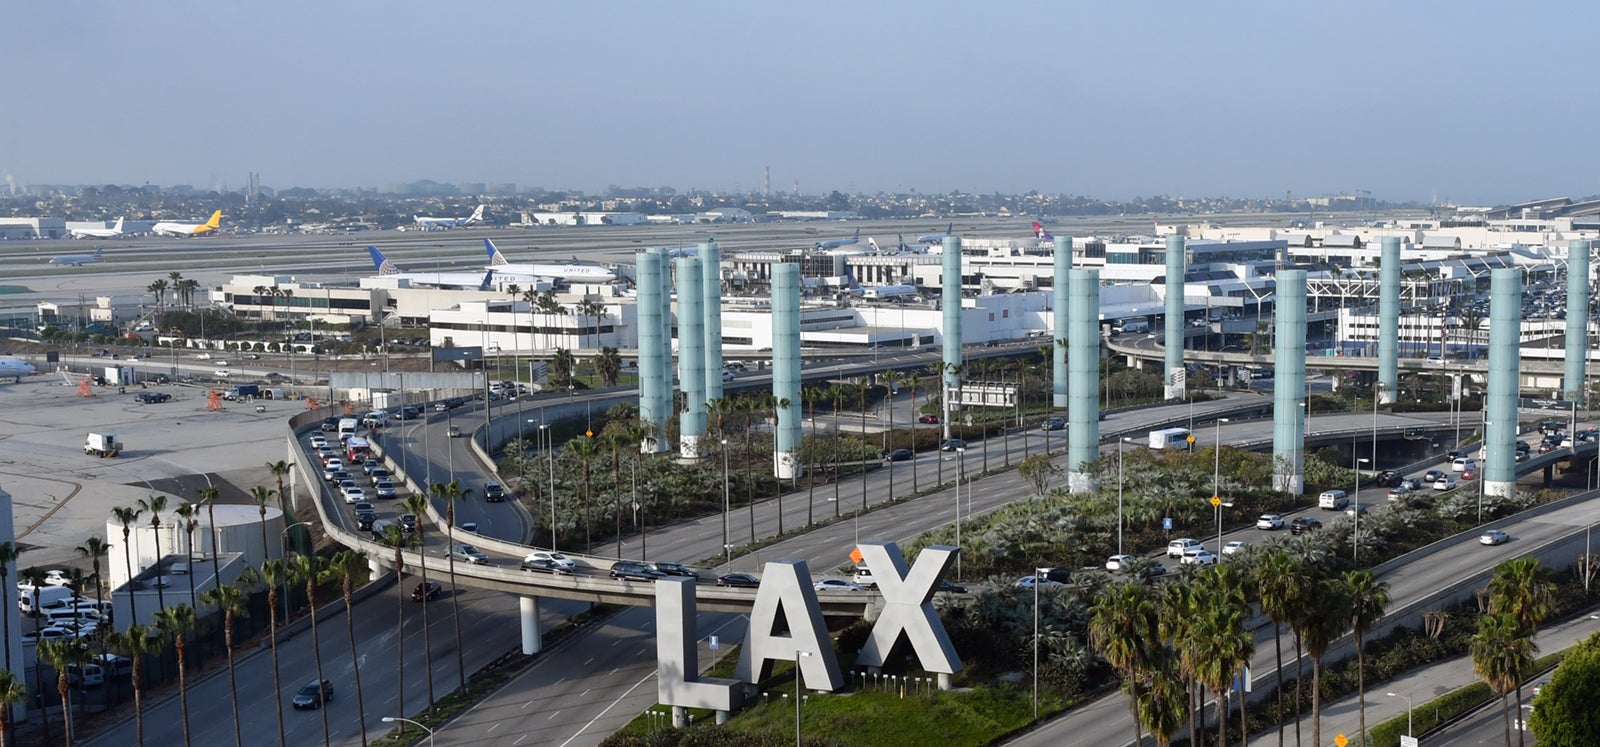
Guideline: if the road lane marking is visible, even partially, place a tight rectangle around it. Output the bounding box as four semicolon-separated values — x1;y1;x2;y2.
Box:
488;722;501;733
547;710;559;719
558;670;656;747
584;657;594;666
521;699;534;710
513;735;528;745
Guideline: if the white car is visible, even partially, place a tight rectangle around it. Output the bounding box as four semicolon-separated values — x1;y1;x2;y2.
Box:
1105;554;1136;572
42;569;71;587
1221;541;1247;556
1014;576;1065;589
1433;476;1459;491
522;551;575;571
813;578;863;592
1255;514;1284;530
1166;538;1202;558
308;435;328;450
340;486;367;504
1180;548;1218;566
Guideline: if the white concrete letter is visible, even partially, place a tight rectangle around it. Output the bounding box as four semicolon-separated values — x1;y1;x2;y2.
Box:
854;542;962;674
734;559;844;692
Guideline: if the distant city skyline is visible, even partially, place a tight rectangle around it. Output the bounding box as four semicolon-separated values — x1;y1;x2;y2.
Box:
5;2;1598;205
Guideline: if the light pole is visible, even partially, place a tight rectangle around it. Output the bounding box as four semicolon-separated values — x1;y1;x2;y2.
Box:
1213;418;1230;553
721;438;731;564
1033;566;1047;721
954;446;967;580
1355;457;1370;562
1373;382;1383;474
1386;692;1413;737
382;716;435;747
794;650;812;747
541;422;556;550
279;522;305;624
1480;418;1490;524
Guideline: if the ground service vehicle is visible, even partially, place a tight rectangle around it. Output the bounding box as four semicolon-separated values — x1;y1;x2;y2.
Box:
1148;428;1192;450
84;433;121;458
223;385;260;400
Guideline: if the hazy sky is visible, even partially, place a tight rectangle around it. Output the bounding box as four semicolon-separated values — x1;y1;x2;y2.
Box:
5;1;1595;204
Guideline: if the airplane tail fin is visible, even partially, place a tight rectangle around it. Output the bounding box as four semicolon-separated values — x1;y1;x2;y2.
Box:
468;205;485;224
852;227;860;241
1031;221;1043;237
867;237;879;253
112;217;124;232
479;269;495;291
205;210;222;229
484;238;509;266
368;246;402;276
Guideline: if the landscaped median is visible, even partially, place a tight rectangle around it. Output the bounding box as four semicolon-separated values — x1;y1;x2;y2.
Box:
1363;649;1566;747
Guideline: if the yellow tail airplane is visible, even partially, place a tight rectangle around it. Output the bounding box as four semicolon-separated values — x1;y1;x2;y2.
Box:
151;210;222;237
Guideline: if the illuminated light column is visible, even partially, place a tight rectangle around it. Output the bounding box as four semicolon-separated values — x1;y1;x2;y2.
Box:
1484;268;1521;497
772;264;802;478
941;236;963;440
1565;240;1591;403
652;247;674;447
638;251;668;453
1052;235;1072;408
702;241;725;403
1378;236;1401;403
1067;268;1100;492
1163;235;1186;400
1273;270;1307;494
677;257;706;460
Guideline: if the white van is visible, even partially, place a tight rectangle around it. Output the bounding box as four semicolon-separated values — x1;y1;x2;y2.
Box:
1318;490;1349;510
45;607;93;627
361;410;390;428
337;417;360;442
18;585;75;614
1451;457;1476;473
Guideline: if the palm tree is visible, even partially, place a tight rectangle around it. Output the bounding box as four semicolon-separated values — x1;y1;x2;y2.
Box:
0;542;19;730
402;493;436;708
882;370;901;498
19;566;47;734
551;347;576;388
73;538;110;629
597;346;623;387
904;373;920;493
378;524;415;720
0;668;25;747
111;506;144;624
196;487;224;601
249;485;276;566
1255;549;1301;747
37;638;86;745
1089;581;1158;746
1303;578;1351;747
199;584;249;747
266;462;292;510
1344;568;1389;742
429;480;474;691
1137;649;1190;747
173;502;201;633
1489;557;1555;637
802;386;823;524
108;624;161;747
146;279;168;312
244;560;290;746
153;604;198;747
1472;612;1535;747
1191;566;1254;747
825;384;847;515
137;494;169;612
1158;581;1201;746
564;437;598;553
330;550;371;746
289;554;333;746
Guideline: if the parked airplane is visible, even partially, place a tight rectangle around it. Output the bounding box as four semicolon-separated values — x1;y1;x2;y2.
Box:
0;358;36;382
366;246;531;289
152;210;222;237
414;204;485;229
69;217;124;239
1031;221;1054;241
916;222;954;244
48;248;104;267
484;239;617;282
814;227;861;250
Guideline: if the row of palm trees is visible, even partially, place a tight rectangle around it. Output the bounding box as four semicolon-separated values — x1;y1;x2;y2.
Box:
1088;548;1391;747
1471;557;1556;747
145;271;202;312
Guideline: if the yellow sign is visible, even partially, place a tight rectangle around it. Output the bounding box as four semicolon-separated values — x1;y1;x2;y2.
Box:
1210;496;1222;507
586;429;594;438
1334;734;1348;747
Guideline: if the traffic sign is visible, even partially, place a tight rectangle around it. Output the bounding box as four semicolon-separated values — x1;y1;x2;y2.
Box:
709;635;720;651
1162;517;1173;531
1335;734;1348;747
849;547;864;565
1210;496;1222;507
1186;434;1196;444
1400;737;1418;747
586;429;594;438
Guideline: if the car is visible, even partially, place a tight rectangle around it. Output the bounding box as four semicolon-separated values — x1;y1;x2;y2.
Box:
361;461;382;475
1479;529;1511;546
447;425;462;438
1222;541;1247;556
1423;469;1446;483
151;374;170;384
917;414;939;424
320;417;340;432
813;578;863;592
340;486;367;504
649;562;699;578
399;514;418;533
1373;470;1402;488
354;512;376;531
939;439;967;452
1180;548;1218;566
721;370;737;381
716;573;761;588
1401;477;1423;491
523;551;575;571
852;567;878;588
308;435;328;449
1534;679;1550;696
292;679;334;709
1386;486;1413;501
323;457;345;473
1105;554;1136;571
374;481;398;499
411;582;443;602
520;557;572;575
884;449;914;462
1255;514;1284;530
483;483;506;502
338;478;360;492
1041;417;1066;431
22;626;76;645
1433;476;1460;491
134;392;171;404
315;446;336;460
1166;538;1202;558
367;468;392;485
459;522;478;533
351;501;373;514
610;561;664;582
448;543;488;564
1014;576;1064;590
325;470;352;487
936;580;968;594
1289;516;1323;535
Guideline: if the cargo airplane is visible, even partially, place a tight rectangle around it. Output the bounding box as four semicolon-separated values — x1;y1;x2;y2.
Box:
414;204;485;229
69;217;125;239
0;358;36;382
484;240;617;282
152;210;222;237
48;248;104;267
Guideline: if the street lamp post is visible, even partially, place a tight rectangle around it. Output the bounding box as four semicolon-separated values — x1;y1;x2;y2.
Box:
541;422;556;550
794;650;812;747
1032;566;1047;721
955;447;967;580
721;438;731;564
1480;418;1490;524
382;716;436;747
1213;418;1230;554
1355;457;1370;562
1386;692;1414;737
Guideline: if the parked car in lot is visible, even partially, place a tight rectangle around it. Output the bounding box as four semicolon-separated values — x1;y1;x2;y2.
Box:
1479;529;1511;546
716;572;760;588
292;679;334;709
813;578;863;592
448;543;488;564
610;561;664;582
1289;516;1323;535
1256;514;1284;530
411;582;444;602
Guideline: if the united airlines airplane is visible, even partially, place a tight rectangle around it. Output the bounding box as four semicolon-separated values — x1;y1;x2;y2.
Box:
0;358;36;382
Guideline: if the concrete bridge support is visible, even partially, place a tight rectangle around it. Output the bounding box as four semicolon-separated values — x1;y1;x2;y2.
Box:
520;595;543;654
637;251;669;453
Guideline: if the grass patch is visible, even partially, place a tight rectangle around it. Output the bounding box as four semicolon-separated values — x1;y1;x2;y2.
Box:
0;285;30;294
